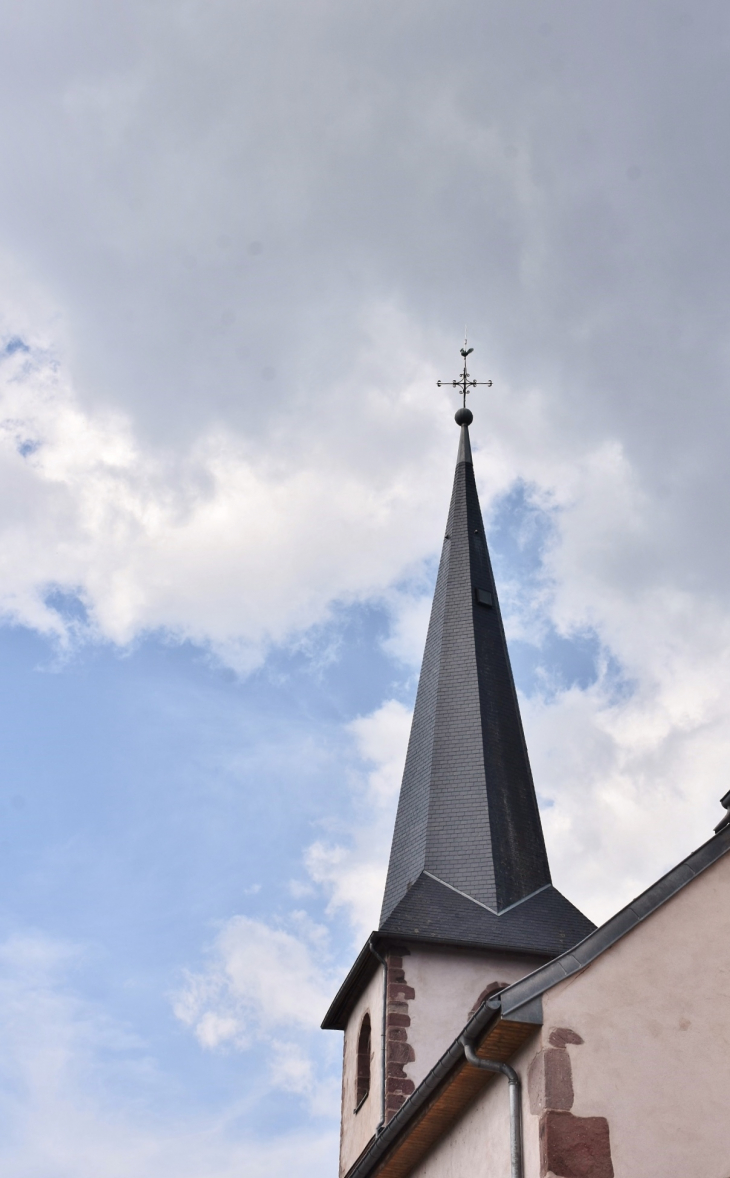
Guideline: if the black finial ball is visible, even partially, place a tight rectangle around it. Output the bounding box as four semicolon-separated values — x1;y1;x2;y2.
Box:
455;407;473;426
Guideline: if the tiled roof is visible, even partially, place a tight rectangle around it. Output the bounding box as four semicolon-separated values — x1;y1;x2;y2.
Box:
380;871;595;955
380;422;580;938
321;874;594;1031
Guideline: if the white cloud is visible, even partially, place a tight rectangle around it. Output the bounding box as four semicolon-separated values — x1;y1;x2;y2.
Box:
347;698;413;806
0;312;456;668
173;914;343;1118
268;1038;340;1116
487;431;730;922
5;2;730;1161
306;698;413;941
380;584;434;669
174;914;336;1049
0;933;337;1178
525;584;730;924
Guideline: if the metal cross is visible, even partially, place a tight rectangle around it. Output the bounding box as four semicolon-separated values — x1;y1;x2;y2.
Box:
437;340;492;408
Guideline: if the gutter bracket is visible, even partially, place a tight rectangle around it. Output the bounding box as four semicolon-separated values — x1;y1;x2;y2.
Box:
501;993;543;1025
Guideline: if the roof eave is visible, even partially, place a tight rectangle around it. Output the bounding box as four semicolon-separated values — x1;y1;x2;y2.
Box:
320;931;554;1031
321;934;380;1031
342;997;538;1178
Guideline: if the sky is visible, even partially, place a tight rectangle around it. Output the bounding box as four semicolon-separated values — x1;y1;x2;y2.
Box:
1;0;730;1172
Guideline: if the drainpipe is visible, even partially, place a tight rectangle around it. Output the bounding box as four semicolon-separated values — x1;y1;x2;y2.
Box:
367;939;388;1135
460;1036;523;1178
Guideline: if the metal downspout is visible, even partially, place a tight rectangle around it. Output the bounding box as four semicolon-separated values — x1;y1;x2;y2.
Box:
368;939;388;1135
461;1037;523;1178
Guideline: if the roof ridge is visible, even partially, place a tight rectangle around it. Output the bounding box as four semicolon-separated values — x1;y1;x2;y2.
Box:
422;870;554;916
421;869;497;912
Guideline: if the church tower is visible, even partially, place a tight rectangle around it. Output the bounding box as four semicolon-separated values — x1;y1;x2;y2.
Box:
322;347;594;1178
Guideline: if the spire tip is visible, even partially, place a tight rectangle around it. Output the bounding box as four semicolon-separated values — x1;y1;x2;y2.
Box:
436;342;492;415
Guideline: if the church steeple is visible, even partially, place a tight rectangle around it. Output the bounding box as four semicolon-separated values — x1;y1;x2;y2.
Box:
378;348;591;954
323;350;593;1168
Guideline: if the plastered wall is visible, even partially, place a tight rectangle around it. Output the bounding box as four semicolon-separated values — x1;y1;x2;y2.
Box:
403;850;730;1178
339;943;546;1174
543;849;730;1178
403;944;546;1088
339;967;384;1177
408;1033;541;1178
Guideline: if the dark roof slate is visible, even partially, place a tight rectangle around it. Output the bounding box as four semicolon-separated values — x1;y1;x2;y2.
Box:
381;423;555;926
380;871;595;956
321;873;594;1031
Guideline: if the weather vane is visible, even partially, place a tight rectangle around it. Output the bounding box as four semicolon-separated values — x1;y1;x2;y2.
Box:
437;337;492;413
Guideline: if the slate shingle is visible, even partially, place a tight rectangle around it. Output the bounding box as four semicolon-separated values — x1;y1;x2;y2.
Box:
379;423;591;949
380;872;594;957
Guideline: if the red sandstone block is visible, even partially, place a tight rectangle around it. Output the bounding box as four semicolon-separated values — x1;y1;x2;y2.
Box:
549;1027;584;1048
386;1062;408;1078
528;1048;574;1113
387;1079;414;1096
388;983;416;1000
540;1111;613;1178
388;1041;415;1064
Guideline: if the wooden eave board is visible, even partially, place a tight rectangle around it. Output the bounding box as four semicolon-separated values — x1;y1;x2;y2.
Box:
358;1019;537;1178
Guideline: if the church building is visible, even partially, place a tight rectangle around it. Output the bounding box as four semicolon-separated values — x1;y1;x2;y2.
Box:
321;349;730;1178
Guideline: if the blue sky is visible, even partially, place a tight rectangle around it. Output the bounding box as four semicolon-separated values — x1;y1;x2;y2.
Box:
0;481;611;1174
2;0;730;1172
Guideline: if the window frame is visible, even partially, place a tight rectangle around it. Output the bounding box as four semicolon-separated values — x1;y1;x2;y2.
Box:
354;1012;372;1113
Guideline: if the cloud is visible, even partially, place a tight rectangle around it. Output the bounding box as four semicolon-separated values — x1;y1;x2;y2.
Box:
524;564;730;924
173;914;343;1117
488;430;730;922
4;2;730;1163
306;698;413;940
2;0;728;685
0;933;338;1178
174;914;336;1048
0;314;456;667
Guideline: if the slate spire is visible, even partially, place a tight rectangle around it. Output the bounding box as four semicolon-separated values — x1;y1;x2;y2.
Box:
379;354;593;954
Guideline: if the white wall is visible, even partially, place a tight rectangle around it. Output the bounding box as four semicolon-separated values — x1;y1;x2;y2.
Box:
339;944;547;1175
543;848;730;1178
404;945;546;1088
405;850;730;1178
408;1033;541;1178
339;966;384;1177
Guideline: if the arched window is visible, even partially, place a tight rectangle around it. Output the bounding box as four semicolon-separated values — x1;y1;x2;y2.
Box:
355;1013;371;1111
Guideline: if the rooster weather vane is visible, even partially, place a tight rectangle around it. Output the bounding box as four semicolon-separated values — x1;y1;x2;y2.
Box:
437;338;492;422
